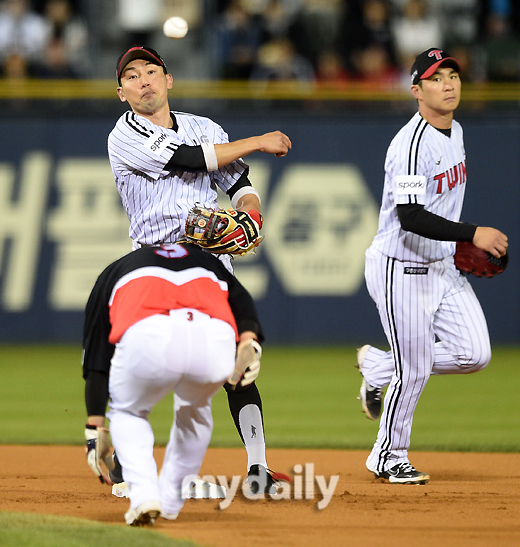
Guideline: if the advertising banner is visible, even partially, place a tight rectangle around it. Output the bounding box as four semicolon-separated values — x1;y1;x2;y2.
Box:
0;114;518;343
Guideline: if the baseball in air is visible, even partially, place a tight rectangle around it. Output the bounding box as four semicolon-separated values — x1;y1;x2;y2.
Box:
163;16;188;39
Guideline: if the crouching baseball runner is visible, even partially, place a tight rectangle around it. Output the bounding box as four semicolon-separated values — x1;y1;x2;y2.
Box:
83;243;266;526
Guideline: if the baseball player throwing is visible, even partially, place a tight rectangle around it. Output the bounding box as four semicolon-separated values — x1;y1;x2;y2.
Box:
107;46;291;491
357;48;508;484
83;243;265;525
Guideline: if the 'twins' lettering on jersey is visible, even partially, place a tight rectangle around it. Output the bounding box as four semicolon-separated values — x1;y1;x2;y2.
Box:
434;161;467;193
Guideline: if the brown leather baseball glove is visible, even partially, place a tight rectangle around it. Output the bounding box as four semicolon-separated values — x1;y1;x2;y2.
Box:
454;241;509;278
184;206;263;256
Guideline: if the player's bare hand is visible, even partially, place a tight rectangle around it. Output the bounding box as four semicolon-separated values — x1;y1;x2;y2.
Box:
472;227;508;258
256;131;292;157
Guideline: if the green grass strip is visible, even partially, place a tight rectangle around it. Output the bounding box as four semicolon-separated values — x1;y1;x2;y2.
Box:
0;512;200;547
0;344;518;451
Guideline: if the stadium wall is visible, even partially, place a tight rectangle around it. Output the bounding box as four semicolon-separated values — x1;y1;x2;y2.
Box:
0;113;518;344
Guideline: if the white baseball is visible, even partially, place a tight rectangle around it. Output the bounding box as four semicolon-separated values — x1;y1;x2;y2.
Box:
163;16;188;39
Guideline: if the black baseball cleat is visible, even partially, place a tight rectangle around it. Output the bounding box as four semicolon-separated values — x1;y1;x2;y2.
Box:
355;345;383;420
359;379;383;421
245;464;291;495
370;462;430;485
109;451;124;484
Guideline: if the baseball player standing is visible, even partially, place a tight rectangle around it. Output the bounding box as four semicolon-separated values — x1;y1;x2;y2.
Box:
83;243;265;525
357;48;508;484
107;46;291;492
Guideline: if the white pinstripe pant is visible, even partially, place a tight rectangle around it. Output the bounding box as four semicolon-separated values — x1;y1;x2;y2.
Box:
363;249;491;473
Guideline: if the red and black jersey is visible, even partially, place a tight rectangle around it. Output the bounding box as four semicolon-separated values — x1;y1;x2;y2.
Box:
82;243;263;380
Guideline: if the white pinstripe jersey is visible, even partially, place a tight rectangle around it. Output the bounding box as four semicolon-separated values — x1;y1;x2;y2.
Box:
369;112;467;263
108;110;248;246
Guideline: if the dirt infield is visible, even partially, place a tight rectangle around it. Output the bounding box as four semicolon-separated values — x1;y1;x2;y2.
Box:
1;446;519;547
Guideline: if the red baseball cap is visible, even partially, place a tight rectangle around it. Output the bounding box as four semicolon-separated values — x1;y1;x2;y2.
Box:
410;48;461;85
116;46;167;84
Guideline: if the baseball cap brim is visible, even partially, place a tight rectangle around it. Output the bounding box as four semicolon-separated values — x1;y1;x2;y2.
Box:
116;46;167;82
420;57;461;80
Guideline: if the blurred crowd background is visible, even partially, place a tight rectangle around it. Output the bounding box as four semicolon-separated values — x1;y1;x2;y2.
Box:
1;0;519;85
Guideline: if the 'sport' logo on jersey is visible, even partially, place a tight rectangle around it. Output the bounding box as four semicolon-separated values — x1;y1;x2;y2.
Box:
395;175;427;195
145;132;171;156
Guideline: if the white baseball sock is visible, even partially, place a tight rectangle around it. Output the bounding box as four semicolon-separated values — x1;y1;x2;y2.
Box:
239;404;268;471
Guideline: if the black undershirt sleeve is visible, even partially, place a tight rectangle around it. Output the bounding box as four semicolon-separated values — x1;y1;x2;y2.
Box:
397;203;477;242
163;113;207;173
84;370;109;417
164;144;207;172
165;151;252;192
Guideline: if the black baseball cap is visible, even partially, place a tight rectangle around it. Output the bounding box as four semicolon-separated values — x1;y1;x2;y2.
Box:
116;46;167;84
410;48;461;85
